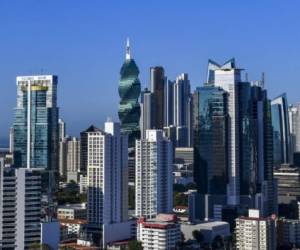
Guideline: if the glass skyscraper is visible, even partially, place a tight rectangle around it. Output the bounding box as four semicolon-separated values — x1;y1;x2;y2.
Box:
118;39;141;147
193;86;228;195
271;93;291;166
13;75;59;171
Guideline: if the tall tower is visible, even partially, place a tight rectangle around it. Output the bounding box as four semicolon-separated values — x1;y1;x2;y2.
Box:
135;130;173;218
118;39;141;148
150;66;165;129
13;75;59;171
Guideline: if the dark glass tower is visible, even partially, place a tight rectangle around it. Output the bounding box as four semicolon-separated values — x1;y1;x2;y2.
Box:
193;86;228;195
118;39;141;147
150;66;165;129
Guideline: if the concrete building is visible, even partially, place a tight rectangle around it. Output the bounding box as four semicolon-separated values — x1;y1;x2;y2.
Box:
135;130;173;218
235;209;276;250
0;162;42;250
87;120;130;246
57;203;86;220
67;137;81;182
137;214;181;250
59;219;87;237
181;221;230;244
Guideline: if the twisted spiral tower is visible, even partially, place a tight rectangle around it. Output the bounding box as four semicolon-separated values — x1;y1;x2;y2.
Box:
118;39;141;147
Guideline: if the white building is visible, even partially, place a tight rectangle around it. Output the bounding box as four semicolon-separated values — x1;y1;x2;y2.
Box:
67;137;81;182
213;62;241;205
135;130;173;218
181;221;230;244
235;209;276;250
57;203;86;220
79;174;88;194
0;161;42;250
87;120;129;246
137;214;181;250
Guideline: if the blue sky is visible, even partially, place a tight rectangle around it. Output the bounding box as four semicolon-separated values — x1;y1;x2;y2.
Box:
1;0;300;143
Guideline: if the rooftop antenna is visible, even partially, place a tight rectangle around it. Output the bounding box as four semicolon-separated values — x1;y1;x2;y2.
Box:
261;72;265;89
126;37;131;60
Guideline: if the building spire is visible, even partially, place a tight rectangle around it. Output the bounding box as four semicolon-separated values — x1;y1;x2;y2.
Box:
126;37;131;60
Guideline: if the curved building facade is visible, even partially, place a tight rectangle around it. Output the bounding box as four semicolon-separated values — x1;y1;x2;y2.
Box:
118;39;141;147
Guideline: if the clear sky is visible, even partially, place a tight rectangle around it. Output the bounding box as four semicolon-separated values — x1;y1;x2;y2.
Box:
1;0;300;144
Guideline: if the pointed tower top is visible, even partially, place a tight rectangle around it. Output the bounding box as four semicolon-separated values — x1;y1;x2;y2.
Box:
126;37;131;60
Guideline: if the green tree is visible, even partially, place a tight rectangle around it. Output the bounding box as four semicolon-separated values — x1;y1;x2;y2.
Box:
127;239;143;250
173;192;188;207
29;243;51;250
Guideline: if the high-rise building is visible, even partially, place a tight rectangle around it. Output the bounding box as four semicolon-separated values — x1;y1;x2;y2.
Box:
235;209;276;250
87;120;128;225
289;103;300;155
118;39;141;147
59;137;69;178
198;59;276;217
277;218;300;248
164;80;174;127
58;118;66;142
13;75;59;171
9;127;14;154
193;86;228;216
173;73;193;147
271;93;291;166
0;161;42;250
140;88;155;139
150;66;165;129
135;130;173;218
66;137;80;182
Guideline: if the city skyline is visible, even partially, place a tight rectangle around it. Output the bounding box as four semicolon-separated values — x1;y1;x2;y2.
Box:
1;0;300;143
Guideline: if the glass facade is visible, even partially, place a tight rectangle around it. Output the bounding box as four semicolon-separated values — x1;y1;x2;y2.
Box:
193;86;228;195
13;76;58;170
118;58;141;147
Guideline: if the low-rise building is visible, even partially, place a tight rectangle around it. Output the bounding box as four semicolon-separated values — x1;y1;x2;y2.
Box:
181;221;230;244
57;203;86;220
137;214;181;250
60;219;87;237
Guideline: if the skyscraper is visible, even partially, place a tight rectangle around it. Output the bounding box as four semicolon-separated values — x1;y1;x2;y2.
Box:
135;130;173;218
173;73;193;147
58;118;66;142
87;120;128;225
13;75;59;170
271;93;291;166
193;86;228;197
150;66;165;129
288;103;300;155
118;39;141;147
209;59;241;205
66;137;80;182
140;88;155;139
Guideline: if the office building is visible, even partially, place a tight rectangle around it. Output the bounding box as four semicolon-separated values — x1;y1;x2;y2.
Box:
118;39;141;147
67;137;80;182
150;66;165;129
173;73;193;147
59;137;69;178
164;80;174;127
277;218;300;248
58;118;66;142
235;209;276;250
289;103;300;155
135;130;173;218
173;147;194;186
0;162;42;250
271;93;291;166
193;86;228;195
9;127;14;153
274;165;300;204
137;214;181;250
140;88;155;139
13;75;59;171
87;120;128;225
